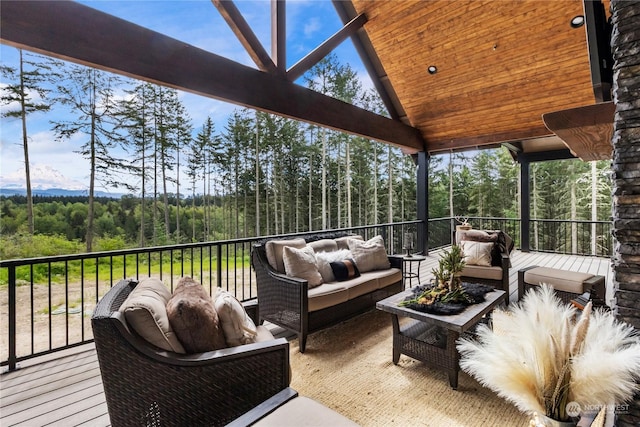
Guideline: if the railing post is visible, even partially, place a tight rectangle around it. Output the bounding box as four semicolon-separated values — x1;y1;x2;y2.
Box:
8;266;17;371
216;244;223;289
416;152;429;254
519;155;531;252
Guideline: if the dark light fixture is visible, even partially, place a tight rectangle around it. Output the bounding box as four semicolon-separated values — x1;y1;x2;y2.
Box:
570;15;585;28
427;65;437;75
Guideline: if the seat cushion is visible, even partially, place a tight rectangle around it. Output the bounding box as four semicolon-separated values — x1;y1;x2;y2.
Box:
340;272;380;299
373;267;402;289
524;267;594;294
462;264;503;281
253;396;359;427
119;277;186;354
308;283;349;312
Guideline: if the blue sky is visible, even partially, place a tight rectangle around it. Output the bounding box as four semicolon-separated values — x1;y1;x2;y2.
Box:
0;0;370;193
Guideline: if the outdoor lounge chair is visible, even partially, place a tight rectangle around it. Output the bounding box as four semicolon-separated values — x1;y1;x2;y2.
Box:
455;229;513;304
91;279;291;427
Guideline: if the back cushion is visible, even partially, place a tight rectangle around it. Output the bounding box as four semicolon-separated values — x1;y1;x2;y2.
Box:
265;238;306;273
308;239;339;253
335;235;363;250
120;277;186;354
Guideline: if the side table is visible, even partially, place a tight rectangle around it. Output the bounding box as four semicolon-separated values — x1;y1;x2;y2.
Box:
394;254;427;288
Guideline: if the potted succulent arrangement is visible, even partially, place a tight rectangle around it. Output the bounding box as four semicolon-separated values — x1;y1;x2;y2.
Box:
399;245;492;314
457;285;640;426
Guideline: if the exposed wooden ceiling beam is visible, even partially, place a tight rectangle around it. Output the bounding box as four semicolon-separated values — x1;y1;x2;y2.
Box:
332;0;408;124
211;0;278;74
271;0;286;74
287;13;367;82
542;102;614;161
0;0;425;151
426;125;553;154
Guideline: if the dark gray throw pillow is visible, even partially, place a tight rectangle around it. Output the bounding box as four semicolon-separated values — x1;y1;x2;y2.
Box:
330;259;360;281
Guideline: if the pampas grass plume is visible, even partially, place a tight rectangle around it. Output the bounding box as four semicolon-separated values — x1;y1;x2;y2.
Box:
457;284;640;421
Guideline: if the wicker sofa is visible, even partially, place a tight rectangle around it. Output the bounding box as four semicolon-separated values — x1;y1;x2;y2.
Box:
91;279;291;427
252;233;403;353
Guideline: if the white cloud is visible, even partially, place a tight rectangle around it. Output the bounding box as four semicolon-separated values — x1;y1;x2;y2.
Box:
303;17;321;38
0;163;87;190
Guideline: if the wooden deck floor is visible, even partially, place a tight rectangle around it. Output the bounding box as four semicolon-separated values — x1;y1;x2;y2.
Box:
0;250;613;426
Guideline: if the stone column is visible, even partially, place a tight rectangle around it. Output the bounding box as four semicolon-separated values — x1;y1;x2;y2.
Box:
611;1;640;425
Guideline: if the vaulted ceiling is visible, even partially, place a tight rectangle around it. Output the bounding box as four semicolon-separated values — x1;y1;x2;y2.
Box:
0;0;614;161
342;0;612;159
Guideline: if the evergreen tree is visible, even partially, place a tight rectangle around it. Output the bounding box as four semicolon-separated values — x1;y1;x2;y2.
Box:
0;49;60;234
52;65;131;251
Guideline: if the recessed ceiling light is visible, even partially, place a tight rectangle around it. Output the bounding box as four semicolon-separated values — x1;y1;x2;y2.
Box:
570;15;584;28
427;65;437;75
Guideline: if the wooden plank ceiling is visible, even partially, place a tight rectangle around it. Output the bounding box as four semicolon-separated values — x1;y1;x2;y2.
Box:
349;0;609;156
1;0;614;159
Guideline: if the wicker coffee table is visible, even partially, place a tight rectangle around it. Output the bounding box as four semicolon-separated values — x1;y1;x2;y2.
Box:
376;287;505;389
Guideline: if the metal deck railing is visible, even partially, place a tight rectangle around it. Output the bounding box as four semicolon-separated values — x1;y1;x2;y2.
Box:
1;217;611;371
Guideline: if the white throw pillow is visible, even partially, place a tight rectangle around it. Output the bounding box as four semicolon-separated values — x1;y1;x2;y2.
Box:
120;277;186;353
315;249;353;283
348;235;390;273
283;245;324;288
213;289;258;347
460;240;493;266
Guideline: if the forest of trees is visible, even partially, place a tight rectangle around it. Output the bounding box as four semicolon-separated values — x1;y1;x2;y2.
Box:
0;50;614;259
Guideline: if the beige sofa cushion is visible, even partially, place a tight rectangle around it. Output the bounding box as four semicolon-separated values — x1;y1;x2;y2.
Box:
119;277;186;354
335;235;363;250
283;245;323;288
308;283;350;312
308;239;338;253
348;235;390;273
341;272;380;299
371;267;402;289
266;238;306;273
524;267;594;294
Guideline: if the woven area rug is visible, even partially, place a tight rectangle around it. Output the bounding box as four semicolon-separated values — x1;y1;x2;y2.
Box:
288;309;530;427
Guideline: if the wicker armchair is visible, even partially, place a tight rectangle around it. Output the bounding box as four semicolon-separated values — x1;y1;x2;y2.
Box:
455;229;513;304
91;279;291;427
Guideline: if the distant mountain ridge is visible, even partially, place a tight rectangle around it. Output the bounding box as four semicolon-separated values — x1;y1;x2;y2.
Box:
0;187;124;199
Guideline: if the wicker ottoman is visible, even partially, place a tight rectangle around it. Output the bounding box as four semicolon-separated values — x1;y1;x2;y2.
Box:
517;266;605;304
